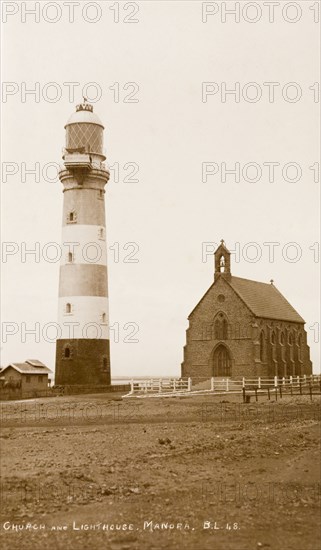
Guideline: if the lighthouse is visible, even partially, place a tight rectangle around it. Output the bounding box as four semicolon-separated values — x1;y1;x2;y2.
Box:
55;100;111;386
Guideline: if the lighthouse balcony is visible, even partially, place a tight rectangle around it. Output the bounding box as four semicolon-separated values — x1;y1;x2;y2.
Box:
63;152;93;170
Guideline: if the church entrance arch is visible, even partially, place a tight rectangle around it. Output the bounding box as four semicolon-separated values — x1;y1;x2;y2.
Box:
212;344;231;377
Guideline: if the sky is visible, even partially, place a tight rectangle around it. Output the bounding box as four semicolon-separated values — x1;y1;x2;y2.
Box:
1;0;320;377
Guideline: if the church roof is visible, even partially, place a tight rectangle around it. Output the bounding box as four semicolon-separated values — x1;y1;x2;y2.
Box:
229;277;305;323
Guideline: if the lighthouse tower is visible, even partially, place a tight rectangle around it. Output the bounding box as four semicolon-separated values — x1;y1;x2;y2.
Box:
55;100;111;386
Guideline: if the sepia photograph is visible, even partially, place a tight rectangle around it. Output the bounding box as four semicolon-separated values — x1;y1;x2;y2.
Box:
1;1;320;549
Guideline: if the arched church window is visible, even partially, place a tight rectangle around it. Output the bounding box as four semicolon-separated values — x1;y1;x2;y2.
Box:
271;331;276;345
280;332;285;345
219;255;225;273
222;319;228;339
289;332;293;345
64;347;70;358
214;313;228;340
260;331;265;362
297;334;302;361
214;319;221;340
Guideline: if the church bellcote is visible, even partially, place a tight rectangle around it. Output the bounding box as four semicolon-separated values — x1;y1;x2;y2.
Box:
214;240;231;281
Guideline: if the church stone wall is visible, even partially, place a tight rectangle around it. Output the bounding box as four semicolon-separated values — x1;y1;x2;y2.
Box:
256;319;312;378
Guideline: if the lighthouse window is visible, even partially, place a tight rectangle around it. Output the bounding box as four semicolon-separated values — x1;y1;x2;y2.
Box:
68;252;73;263
66;303;72;314
66;123;103;155
67;211;77;223
102;312;106;323
98;189;104;200
98;227;104;240
64;347;70;359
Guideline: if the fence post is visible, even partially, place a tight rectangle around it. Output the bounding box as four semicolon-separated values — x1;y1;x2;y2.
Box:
159;379;162;393
258;377;261;389
304;374;307;385
188;377;192;392
282;377;285;385
274;376;278;401
226;378;229;392
173;379;176;393
297;375;299;386
242;377;245;388
144;381;147;394
211;377;214;392
130;379;134;394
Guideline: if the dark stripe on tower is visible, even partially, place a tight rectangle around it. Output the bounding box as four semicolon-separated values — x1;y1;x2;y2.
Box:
55;339;111;386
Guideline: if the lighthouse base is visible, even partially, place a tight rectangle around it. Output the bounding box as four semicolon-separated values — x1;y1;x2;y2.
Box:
55;339;111;386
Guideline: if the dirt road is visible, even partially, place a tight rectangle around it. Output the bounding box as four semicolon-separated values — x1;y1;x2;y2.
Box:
1;393;320;550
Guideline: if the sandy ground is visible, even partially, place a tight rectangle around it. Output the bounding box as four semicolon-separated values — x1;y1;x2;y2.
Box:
0;392;320;550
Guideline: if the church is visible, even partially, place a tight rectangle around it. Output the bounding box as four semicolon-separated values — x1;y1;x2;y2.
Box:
181;241;313;380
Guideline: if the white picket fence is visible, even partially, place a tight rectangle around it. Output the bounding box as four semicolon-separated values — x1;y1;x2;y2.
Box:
123;374;321;398
125;377;191;397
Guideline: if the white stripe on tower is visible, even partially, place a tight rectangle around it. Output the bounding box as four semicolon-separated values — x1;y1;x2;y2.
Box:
61;225;108;266
57;296;110;340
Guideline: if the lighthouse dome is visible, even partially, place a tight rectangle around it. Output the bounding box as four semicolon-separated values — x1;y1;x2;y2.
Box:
65;101;104;156
65;103;104;128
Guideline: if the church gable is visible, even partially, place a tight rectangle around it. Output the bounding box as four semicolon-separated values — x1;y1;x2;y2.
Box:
188;276;254;341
